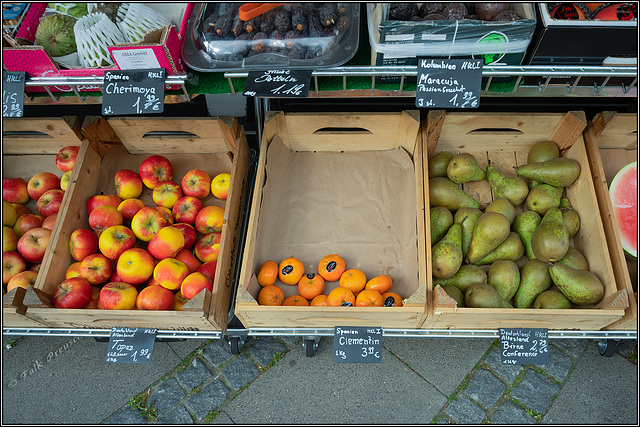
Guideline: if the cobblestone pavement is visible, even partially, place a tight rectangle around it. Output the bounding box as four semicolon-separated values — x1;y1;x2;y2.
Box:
101;336;637;424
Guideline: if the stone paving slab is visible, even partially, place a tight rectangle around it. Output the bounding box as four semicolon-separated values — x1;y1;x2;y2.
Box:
464;368;507;408
510;369;560;413
483;345;524;384
490;401;536;424
443;394;486;424
185;379;231;421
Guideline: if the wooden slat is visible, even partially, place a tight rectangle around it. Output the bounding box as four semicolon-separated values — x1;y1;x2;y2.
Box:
591;112;638;149
2;116;84;153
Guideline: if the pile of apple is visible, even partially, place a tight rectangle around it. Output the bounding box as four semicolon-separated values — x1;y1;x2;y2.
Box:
52;154;230;311
3;146;80;294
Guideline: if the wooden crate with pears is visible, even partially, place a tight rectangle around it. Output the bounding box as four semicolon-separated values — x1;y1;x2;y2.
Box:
422;110;628;330
583;112;637;331
17;116;250;331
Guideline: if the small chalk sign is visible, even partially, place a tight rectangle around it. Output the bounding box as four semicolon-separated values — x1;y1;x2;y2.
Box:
105;327;157;364
333;326;383;363
243;69;311;98
102;68;165;116
3;71;25;117
415;58;482;109
499;328;549;365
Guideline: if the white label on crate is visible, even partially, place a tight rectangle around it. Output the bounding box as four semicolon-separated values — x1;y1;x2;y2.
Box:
385;34;415;42
112;49;161;70
421;34;447;41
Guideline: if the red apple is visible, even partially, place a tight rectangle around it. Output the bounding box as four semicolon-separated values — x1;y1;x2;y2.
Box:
195;205;225;234
27;172;60;201
17;227;51;263
3;200;17;227
172;196;204;225
86;286;101;309
6;270;37;292
114;169;144;200
65;261;83;279
3;251;26;285
3;225;19;252
79;253;113;286
139;155;173;189
99;282;138;310
13;213;44;237
3;178;30;204
211;172;231;200
29;263;41;273
52;277;92;309
180;271;213;300
153;258;189;291
12;203;29;218
98;225;136;260
41;213;58;230
131;207;168;242
181;169;211;199
155;206;174;225
60;170;72;192
116;248;155;285
55;145;80;172
197;260;218;282
194;232;221;263
37;189;64;217
175;248;201;273
69;228;98;262
136;284;174;310
86;194;122;215
174;290;189;311
89;204;123;235
109;269;124;283
147;226;185;260
152;180;183;209
172;223;197;250
117;198;146;222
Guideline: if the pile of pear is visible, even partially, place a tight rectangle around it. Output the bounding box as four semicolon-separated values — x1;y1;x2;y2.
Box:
429;141;605;310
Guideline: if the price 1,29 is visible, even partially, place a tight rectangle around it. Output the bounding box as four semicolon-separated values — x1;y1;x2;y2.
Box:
449;91;478;108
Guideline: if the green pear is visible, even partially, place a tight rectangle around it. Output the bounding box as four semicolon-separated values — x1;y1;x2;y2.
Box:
474;232;525;265
561;208;580;238
516;157;581;187
485;198;516;224
443;285;465;307
559;197;572;209
466;212;511;264
430;206;454;246
525;184;563;215
431;223;463;279
549;264;604;305
556;246;589;271
528;179;541;190
527;140;560;164
446;153;485;184
429;177;481;211
531;208;569;262
533;290;572;309
513;211;542;260
487;260;520;301
432;264;487;293
454;207;482;258
486;164;529;207
513;259;552;308
429;151;456;178
465;283;513;308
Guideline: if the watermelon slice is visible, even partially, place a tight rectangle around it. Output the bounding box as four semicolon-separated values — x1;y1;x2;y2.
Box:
609;161;638;259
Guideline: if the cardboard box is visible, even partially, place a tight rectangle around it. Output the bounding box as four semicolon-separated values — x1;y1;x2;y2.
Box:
525;3;638;65
583;112;638;331
421;111;628;330
20;116;250;331
236;111;429;329
2;3;193;93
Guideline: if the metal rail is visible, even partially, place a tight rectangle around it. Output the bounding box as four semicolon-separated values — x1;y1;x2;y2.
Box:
3;327;222;340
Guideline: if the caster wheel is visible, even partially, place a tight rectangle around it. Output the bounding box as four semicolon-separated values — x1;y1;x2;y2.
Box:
598;339;618;357
230;337;241;355
304;339;317;357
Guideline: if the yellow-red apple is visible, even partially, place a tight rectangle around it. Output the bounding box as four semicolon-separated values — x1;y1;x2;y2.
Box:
17;227;51;263
211;173;231;200
3;251;26;285
89;205;123;235
181;169;211;199
55;145;80;172
136;284;174;310
147;226;184;260
131;207;169;242
27;172;60;201
65;261;83;279
52;277;92;309
79;253;113;285
181;271;213;300
69;228;98;262
98;225;136;260
116;248;154;285
155;206;174;225
172;222;197;250
3;200;17;227
175;248;201;273
41;213;58;230
37;189;64;217
172;196;204;225
99;282;138;310
13;214;44;237
195;205;224;234
3;178;30;204
60;170;72;191
3;225;19;252
114;169;144;200
174;290;189;311
86;286;101;309
153;258;189;290
152;180;183;209
86;194;122;215
6;270;37;292
117;198;146;222
194;232;221;263
12;203;29;218
197;260;217;281
139;155;173;189
29;263;41;273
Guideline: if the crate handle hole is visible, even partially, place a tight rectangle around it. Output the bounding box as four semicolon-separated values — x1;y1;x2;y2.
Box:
142;131;201;139
312;127;373;135
2;131;54;138
467;128;524;134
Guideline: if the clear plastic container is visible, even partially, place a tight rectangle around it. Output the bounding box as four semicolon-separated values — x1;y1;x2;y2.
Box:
181;3;360;72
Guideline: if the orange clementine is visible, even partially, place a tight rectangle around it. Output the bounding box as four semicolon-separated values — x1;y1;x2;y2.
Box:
365;274;393;294
318;254;346;282
381;291;403;307
310;294;328;306
355;289;384;307
282;294;309;306
338;268;366;294
278;257;305;285
298;273;325;301
257;285;284;306
257;260;278;286
326;287;356;307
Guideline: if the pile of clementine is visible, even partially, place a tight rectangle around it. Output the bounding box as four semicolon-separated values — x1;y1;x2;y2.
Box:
256;254;403;308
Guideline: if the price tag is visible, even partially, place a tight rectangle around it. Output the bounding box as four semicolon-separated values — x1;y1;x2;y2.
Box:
102;68;165;115
105;327;157;364
499;328;549;365
333;326;383;363
3;71;25;118
415;58;482;109
243;69;311;98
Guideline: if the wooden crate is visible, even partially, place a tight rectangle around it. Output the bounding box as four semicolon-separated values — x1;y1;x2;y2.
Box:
236;111;428;329
421;111;627;330
3;116;84;327
21;117;250;331
583;112;637;331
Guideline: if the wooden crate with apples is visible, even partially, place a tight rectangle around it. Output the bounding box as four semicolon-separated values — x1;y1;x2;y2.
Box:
3;116;84;327
236;111;429;329
583;112;637;331
20;116;250;331
421;111;628;330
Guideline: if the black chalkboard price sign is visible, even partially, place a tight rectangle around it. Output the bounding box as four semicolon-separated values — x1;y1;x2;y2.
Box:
499;328;549;365
415;58;482;109
3;71;26;118
102;68;165;116
105;327;157;364
243;69;312;98
333;326;383;363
